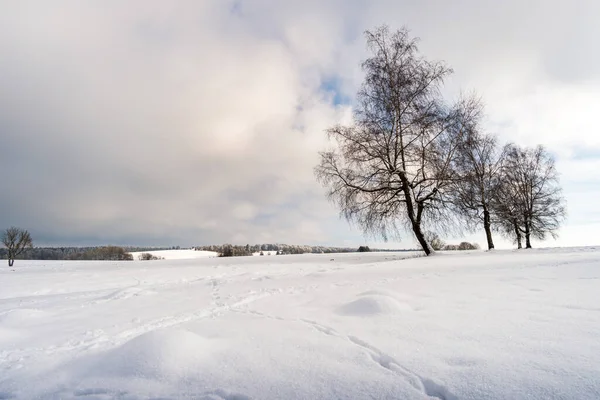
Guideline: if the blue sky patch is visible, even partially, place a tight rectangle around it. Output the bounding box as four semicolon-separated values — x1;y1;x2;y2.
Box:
320;76;352;106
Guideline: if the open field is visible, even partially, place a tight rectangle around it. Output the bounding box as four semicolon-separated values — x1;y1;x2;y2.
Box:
1;248;599;399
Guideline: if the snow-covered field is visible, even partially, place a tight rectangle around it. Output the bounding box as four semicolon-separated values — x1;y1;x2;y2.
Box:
129;249;218;260
1;248;599;399
128;249;277;260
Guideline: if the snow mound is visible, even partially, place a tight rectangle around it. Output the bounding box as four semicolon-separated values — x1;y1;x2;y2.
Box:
0;309;46;326
92;329;215;379
336;295;412;316
357;289;411;300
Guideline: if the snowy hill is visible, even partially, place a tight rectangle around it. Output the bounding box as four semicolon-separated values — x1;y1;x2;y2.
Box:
129;249;218;260
1;248;599;399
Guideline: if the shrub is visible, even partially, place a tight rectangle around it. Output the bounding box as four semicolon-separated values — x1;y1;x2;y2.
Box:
458;242;476;251
425;232;446;251
443;242;480;251
138;253;163;261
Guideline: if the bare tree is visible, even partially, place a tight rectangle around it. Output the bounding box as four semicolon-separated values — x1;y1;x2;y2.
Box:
453;127;508;250
2;227;33;267
315;26;478;255
495;145;566;248
492;177;525;249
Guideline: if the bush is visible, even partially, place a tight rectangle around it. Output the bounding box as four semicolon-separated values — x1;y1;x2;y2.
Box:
425;232;446;251
443;242;480;251
458;242;477;251
357;246;371;252
138;253;163;261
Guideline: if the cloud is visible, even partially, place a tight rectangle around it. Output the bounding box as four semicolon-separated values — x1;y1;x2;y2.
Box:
0;0;354;246
0;1;598;248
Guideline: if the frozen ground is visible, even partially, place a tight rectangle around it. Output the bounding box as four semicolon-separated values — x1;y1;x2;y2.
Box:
0;248;599;399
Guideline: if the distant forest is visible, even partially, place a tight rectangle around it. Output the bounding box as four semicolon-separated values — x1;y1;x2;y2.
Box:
195;244;359;256
0;240;483;261
0;246;174;261
193;243;433;257
0;244;417;261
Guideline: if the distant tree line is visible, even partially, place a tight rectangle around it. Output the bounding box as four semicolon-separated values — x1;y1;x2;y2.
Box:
67;246;133;261
0;245;170;261
195;243;358;257
315;26;566;255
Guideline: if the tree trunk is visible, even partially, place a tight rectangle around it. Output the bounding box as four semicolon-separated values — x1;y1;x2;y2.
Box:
524;214;532;249
525;235;531;249
399;174;432;256
483;208;494;250
412;220;432;256
8;259;14;267
513;220;522;249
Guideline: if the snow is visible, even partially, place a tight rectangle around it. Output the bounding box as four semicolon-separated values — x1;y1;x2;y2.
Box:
252;251;278;256
90;328;217;380
1;248;600;399
129;249;218;260
336;292;413;315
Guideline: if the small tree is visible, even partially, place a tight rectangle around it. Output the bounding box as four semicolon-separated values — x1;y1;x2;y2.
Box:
453;127;508;250
495;145;566;248
2;227;33;267
357;245;371;252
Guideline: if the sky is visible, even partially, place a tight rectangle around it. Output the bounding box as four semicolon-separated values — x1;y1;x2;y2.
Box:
1;1;599;249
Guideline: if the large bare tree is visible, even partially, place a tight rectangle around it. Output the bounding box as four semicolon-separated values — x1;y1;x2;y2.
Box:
495;145;566;248
315;26;478;255
453;126;508;250
2;227;33;267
